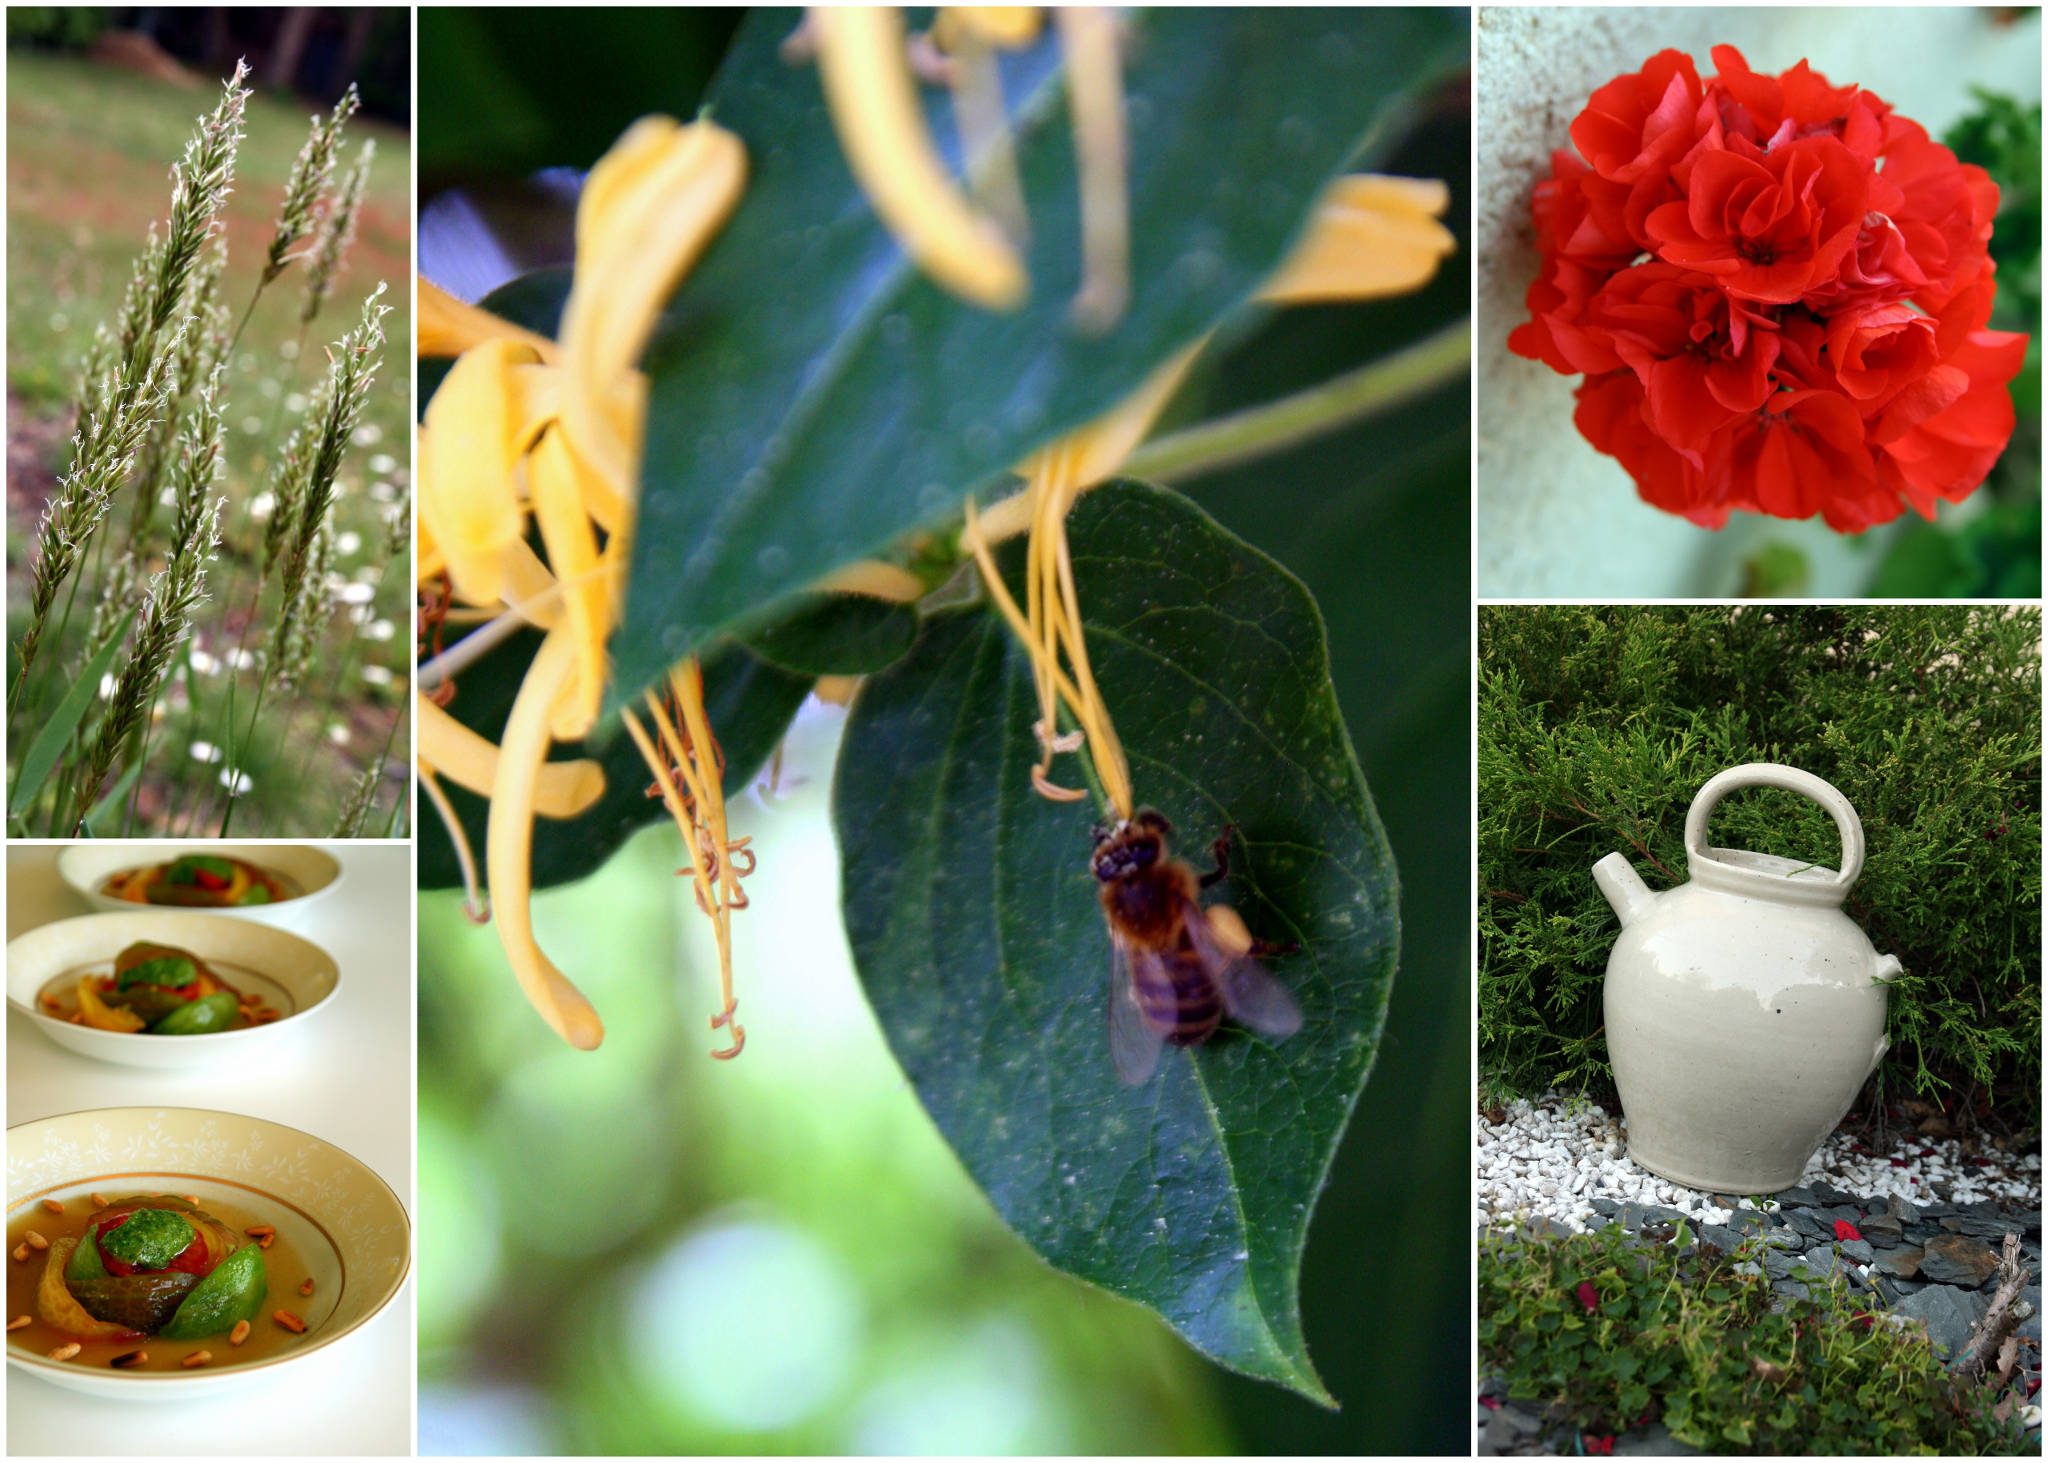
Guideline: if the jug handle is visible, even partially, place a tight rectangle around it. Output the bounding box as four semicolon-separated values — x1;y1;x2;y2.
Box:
1684;763;1864;891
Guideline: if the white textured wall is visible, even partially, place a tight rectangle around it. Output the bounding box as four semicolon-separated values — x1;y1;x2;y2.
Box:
1476;6;2042;597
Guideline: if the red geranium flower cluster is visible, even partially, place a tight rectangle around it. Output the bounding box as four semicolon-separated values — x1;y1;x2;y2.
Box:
1509;46;2028;531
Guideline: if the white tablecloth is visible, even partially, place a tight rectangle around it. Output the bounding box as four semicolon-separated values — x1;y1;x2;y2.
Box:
6;843;413;1456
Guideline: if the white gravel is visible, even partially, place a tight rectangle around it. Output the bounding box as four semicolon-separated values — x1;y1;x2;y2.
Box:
1479;1092;2043;1234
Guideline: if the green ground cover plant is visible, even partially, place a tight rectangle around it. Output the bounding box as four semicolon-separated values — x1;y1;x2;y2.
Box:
1479;1223;2034;1455
1479;605;2041;1131
5;50;411;835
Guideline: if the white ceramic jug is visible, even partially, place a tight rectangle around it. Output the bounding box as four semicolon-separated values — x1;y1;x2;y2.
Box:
1593;763;1901;1195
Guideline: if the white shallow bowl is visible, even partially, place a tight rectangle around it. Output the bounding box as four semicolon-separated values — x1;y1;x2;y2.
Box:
5;913;341;1071
6;1107;411;1399
56;845;344;930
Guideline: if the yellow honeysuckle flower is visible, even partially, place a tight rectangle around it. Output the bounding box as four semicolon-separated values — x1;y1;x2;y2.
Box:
558;117;747;505
932;6;1044;51
420;337;545;606
417;117;752;1052
962;171;1456;808
1261;175;1457;306
809;5;1028;311
419;276;554;359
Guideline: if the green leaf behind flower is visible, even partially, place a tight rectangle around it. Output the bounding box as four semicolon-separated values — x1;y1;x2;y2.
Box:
833;480;1399;1403
612;6;1468;699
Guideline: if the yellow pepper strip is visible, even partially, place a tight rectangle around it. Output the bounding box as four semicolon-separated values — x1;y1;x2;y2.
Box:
1259;175;1457;306
812;6;1027;311
420;338;547;606
557;118;748;503
487;628;606;1050
76;978;145;1033
417;692;606;819
419;276;555;359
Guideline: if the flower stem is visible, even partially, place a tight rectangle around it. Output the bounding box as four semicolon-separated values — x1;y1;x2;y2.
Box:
1121;317;1471;483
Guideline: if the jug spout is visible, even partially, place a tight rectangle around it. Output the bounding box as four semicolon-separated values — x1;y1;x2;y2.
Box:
1593;852;1654;927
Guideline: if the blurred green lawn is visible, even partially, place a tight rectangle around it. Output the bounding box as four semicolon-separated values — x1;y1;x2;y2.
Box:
6;50;412;833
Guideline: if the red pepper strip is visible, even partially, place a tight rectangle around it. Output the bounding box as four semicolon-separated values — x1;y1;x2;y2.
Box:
193;869;230;890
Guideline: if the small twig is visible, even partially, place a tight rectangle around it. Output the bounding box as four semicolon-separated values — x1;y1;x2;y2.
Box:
1949;1232;2031;1384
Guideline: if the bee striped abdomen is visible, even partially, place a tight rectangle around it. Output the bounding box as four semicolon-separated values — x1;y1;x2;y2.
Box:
1133;945;1224;1046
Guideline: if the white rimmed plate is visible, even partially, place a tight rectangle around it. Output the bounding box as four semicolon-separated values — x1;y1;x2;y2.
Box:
56;845;344;931
5;913;341;1070
5;1107;410;1399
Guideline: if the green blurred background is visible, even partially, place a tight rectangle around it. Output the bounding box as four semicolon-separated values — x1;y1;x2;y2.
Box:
418;9;1471;1454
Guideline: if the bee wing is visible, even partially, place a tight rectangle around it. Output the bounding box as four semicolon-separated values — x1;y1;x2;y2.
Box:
1107;939;1166;1086
1187;903;1303;1042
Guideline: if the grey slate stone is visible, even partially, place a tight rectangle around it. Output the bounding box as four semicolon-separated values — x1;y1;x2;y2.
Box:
1724;1209;1773;1236
1589;1196;1622;1218
1701;1225;1741;1252
1893;1285;1990;1358
1919;1233;2000;1288
1838;1239;1875;1265
1763;1226;1804;1251
2019;1286;2042;1346
1858;1214;1905;1248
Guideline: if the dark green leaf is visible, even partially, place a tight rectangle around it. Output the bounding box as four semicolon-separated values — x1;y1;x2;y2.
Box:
834;480;1398;1403
8;609;135;819
417;631;811;892
617;6;1467;698
738;592;920;677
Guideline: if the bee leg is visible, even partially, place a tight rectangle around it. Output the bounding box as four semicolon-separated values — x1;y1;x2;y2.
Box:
1199;824;1237;889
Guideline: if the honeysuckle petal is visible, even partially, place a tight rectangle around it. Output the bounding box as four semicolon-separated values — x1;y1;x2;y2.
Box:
556;117;747;496
419;275;554;358
528;426;616;740
421;338;546;605
498;535;565;628
488;626;607;1050
814;559;927;602
812;5;1028;311
1259;174;1457;305
418;692;606;818
933;6;1044;50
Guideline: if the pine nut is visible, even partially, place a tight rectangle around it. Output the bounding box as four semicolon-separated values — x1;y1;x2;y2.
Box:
181;1349;212;1369
11;1244;26;1263
244;1225;275;1238
89;1193;110;1209
181;1195;199;1205
272;1309;306;1334
48;1342;80;1361
258;1234;274;1249
38;995;60;1011
110;1349;147;1369
6;1315;30;1331
24;1231;48;1251
299;1277;314;1296
41;1199;63;1214
229;1320;250;1346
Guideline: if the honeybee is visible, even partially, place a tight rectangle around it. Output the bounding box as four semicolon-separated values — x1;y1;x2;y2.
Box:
1091;809;1303;1085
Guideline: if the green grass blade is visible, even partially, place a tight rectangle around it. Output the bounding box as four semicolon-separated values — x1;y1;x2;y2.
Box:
7;609;135;819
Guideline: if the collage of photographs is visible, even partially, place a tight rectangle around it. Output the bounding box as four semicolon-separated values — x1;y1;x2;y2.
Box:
0;4;2040;1458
